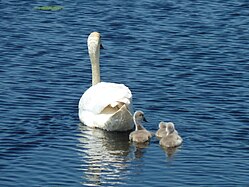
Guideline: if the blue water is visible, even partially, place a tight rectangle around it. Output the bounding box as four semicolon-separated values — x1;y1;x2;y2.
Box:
1;0;249;186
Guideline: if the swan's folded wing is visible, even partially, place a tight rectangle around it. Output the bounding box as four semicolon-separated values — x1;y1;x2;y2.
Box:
79;82;132;114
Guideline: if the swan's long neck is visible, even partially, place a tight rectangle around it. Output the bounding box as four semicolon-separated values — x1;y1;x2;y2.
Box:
88;32;101;86
89;51;100;85
134;116;145;131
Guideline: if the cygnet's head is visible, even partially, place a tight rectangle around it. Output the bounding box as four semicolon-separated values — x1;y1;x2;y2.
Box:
133;110;147;123
87;32;102;55
166;122;175;135
158;121;167;129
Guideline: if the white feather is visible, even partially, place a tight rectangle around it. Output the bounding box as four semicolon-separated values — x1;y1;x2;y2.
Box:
79;82;132;114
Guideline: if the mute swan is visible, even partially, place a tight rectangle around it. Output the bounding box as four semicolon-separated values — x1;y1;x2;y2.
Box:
159;122;183;148
129;111;152;143
156;122;178;138
78;32;134;131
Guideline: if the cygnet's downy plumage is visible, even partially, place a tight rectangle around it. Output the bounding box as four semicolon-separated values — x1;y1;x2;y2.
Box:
156;122;166;138
156;122;178;138
159;122;182;148
129;111;152;143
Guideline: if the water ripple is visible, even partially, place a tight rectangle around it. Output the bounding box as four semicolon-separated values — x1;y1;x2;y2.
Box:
1;0;249;186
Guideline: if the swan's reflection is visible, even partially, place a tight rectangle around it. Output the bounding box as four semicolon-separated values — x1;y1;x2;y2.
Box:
77;123;134;186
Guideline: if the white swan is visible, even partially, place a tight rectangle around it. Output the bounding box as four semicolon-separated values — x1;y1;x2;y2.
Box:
129;111;152;143
78;32;134;131
159;122;183;148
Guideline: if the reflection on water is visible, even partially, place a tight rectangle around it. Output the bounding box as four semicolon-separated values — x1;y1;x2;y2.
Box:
77;124;132;186
76;124;179;186
161;147;180;161
131;141;150;149
1;0;249;185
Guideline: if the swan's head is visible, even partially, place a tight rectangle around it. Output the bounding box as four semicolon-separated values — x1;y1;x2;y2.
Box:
133;110;147;124
158;121;167;129
165;122;175;136
87;32;102;55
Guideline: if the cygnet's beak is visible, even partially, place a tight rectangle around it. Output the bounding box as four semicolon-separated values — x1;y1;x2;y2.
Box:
143;117;148;122
100;43;104;49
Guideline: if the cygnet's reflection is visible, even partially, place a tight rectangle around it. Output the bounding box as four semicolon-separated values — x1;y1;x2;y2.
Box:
77;123;134;186
161;146;179;160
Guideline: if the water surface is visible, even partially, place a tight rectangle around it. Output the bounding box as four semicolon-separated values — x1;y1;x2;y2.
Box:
1;0;249;186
